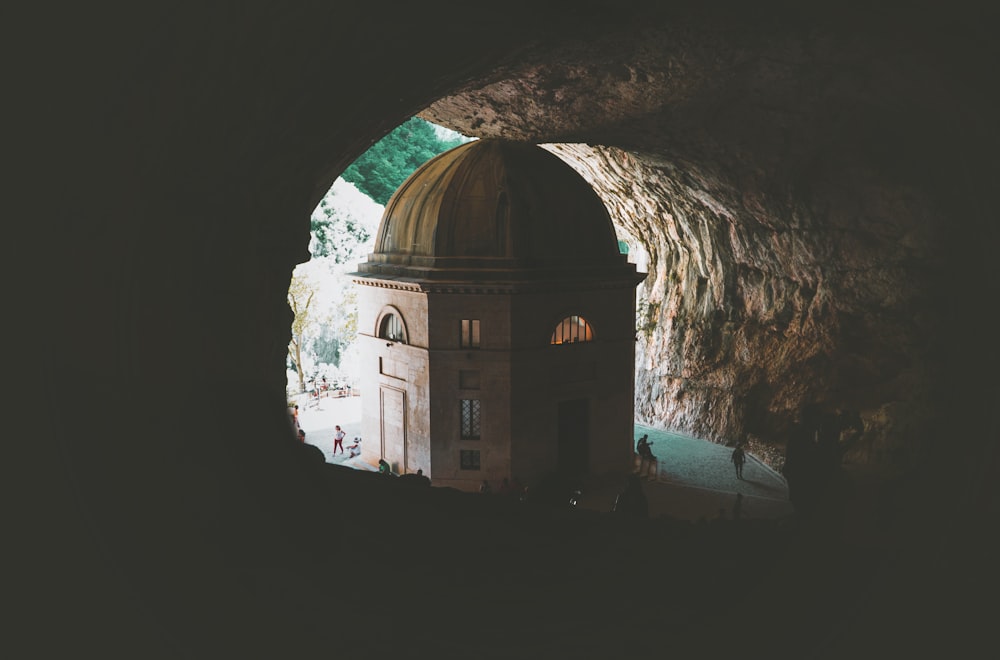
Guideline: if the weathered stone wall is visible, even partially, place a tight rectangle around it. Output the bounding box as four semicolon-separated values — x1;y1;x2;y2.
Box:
418;11;978;475
544;143;944;472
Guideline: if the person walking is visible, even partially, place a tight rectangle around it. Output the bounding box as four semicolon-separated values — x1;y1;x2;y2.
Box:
333;425;345;454
731;443;746;480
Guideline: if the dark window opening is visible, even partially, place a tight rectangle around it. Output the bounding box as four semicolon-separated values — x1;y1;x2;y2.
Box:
460;399;481;439
460;449;481;470
460;319;480;348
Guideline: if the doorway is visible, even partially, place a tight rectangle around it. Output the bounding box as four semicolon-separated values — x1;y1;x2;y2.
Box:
380;385;406;473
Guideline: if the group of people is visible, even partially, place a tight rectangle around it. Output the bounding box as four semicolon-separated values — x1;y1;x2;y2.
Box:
288;405;360;459
377;460;432;487
330;424;363;458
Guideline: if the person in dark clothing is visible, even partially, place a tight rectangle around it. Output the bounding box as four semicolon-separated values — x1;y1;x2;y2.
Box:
637;434;655;460
731;443;746;479
636;434;656;478
378;458;393;476
397;468;431;488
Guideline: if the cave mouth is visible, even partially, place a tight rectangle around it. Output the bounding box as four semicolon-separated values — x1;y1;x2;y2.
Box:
22;5;999;657
288;126;795;516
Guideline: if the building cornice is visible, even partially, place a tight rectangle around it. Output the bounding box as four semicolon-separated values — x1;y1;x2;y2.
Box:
351;275;645;295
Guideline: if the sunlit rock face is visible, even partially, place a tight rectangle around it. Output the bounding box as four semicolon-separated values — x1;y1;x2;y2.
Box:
419;13;972;473
543;143;943;472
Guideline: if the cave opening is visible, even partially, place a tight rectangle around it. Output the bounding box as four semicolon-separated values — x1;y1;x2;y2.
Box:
284;114;796;519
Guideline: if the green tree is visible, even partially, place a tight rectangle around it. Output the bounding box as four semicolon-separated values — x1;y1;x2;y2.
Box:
341;117;469;205
310;180;380;261
287;272;318;394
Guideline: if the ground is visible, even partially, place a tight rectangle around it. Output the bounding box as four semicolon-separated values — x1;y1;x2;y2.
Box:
295;393;792;521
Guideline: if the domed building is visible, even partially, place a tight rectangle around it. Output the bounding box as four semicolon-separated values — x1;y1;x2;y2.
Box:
353;139;646;491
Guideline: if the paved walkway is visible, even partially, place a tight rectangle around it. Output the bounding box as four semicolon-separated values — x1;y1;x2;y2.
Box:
297;396;792;520
576;424;792;521
294;393;376;471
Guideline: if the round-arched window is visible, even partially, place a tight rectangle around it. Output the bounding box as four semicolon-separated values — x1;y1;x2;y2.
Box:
379;313;406;343
550;315;593;345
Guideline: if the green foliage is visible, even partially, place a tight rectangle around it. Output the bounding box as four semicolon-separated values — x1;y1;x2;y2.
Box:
311;206;370;261
310;329;343;367
341;117;469;205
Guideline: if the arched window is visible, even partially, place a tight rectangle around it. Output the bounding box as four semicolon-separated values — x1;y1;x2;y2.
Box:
550;315;593;345
379;313;406;343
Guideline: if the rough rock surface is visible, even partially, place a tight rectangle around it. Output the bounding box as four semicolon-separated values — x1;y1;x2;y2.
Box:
418;12;977;473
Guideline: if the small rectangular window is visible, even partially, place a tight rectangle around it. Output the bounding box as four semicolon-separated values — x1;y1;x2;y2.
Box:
460;399;481;439
460;319;481;349
459;370;481;389
460;449;481;470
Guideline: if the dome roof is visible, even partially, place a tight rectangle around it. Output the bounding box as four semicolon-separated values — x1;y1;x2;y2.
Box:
356;139;639;284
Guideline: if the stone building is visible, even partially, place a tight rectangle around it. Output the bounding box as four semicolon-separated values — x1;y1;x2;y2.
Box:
353;139;645;490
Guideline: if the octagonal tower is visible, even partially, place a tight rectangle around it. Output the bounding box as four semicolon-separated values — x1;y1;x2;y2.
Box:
353;138;645;491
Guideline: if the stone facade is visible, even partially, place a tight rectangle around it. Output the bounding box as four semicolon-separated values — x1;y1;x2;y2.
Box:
356;280;641;490
354;140;645;490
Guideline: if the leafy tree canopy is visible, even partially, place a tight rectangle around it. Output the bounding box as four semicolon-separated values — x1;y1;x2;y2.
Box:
310;178;382;261
341;117;470;205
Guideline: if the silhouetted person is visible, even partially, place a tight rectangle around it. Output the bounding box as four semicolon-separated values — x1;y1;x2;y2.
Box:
398;468;431;488
611;474;648;519
636;434;656;478
378;458;392;476
479;479;492;494
731;443;746;479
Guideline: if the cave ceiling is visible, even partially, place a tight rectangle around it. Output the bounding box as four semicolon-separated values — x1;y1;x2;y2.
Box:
411;4;997;464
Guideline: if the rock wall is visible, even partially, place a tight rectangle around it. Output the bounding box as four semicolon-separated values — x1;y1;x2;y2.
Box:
418;10;982;476
543;144;944;473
